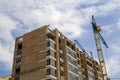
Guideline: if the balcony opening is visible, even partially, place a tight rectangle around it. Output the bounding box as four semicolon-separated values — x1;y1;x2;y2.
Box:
15;68;20;74
16;51;22;58
47;59;56;67
17;43;22;50
46;41;50;47
16;58;21;67
47;68;51;75
14;76;19;80
46;50;56;58
47;32;55;41
47;68;56;76
46;40;56;50
47;59;50;65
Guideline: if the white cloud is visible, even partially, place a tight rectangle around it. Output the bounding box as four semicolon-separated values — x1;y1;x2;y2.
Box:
0;0;120;37
0;0;86;38
112;42;120;53
101;25;114;36
117;18;120;28
0;13;17;41
97;0;120;16
30;7;86;38
106;56;120;77
0;12;17;71
105;42;120;77
80;0;120;19
79;0;99;5
101;17;120;37
0;44;13;71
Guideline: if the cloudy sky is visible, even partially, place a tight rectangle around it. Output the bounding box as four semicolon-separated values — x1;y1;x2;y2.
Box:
0;0;120;79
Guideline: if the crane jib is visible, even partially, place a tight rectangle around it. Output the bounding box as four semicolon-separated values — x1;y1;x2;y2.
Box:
97;32;109;48
92;22;109;48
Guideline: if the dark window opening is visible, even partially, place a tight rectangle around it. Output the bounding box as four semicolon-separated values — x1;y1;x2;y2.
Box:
46;41;50;47
59;39;61;43
47;59;56;67
46;50;56;58
47;68;56;76
77;54;79;58
60;72;64;76
14;76;19;80
16;51;22;58
78;60;80;65
18;43;22;50
46;40;56;49
46;50;50;56
60;62;64;66
54;44;56;49
47;69;51;75
16;59;21;67
16;59;21;64
47;59;50;65
15;68;20;74
68;56;77;66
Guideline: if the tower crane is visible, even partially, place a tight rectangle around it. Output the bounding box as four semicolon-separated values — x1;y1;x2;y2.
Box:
74;40;90;57
91;15;109;80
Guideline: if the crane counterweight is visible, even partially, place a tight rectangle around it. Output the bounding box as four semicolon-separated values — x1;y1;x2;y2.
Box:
96;25;101;31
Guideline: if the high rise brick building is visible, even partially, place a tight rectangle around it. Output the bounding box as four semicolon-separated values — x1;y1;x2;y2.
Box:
11;25;102;80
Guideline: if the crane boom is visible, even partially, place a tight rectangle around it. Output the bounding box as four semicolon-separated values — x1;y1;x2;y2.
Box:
90;51;94;59
97;32;109;48
91;15;109;80
74;40;89;56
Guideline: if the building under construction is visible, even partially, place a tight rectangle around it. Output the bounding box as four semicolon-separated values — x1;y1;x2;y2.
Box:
11;25;103;80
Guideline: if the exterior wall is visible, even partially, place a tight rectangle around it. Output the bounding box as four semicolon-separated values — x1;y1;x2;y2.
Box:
12;25;102;80
20;27;47;80
12;26;48;80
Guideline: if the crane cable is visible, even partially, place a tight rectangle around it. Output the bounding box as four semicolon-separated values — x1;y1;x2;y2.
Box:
103;44;120;80
103;42;112;80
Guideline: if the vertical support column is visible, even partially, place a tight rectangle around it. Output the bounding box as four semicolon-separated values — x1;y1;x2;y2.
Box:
93;61;98;80
54;29;60;80
83;54;88;80
11;38;18;80
62;38;69;80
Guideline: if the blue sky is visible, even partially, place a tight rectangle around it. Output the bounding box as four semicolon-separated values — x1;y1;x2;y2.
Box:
0;0;120;79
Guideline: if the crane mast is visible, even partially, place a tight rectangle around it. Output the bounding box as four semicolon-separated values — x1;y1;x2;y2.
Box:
91;15;109;80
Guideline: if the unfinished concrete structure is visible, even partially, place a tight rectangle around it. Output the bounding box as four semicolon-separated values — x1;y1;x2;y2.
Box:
11;25;102;80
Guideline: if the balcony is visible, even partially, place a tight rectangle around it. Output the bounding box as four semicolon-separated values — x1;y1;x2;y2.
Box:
46;58;56;68
60;58;64;63
60;49;63;54
66;46;76;59
60;76;64;80
16;50;22;58
46;68;57;79
60;66;64;71
46;49;56;60
46;39;56;50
